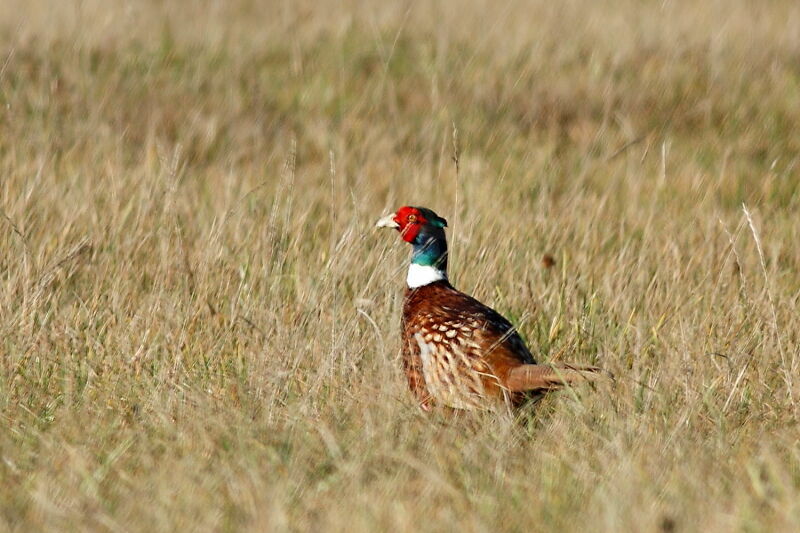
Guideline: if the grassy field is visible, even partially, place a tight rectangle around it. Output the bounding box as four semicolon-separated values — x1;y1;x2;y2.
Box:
1;0;800;531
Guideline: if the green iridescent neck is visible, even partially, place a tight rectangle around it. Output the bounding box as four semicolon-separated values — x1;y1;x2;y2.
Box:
411;228;448;272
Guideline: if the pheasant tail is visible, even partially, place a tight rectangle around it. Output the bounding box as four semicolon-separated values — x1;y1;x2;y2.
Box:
504;363;604;392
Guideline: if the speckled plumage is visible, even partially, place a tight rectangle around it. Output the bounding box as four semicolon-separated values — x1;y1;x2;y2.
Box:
403;280;538;410
378;205;602;411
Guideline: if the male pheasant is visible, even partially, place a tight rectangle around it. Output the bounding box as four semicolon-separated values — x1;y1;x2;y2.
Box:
377;206;602;411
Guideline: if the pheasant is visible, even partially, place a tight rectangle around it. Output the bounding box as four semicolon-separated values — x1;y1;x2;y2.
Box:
376;205;602;411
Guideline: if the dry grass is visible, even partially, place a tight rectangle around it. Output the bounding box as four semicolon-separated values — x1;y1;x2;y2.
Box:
1;0;800;531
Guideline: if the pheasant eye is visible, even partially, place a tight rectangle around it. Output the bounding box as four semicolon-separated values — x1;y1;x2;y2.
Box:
407;214;417;223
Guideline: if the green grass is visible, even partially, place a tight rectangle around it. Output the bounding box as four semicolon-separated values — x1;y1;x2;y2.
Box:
1;0;800;531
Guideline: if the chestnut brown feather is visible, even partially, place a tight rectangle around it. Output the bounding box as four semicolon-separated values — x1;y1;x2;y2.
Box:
504;363;603;392
378;205;606;411
402;280;603;410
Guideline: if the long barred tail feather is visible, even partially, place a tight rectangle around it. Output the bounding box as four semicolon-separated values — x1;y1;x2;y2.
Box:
504;363;609;392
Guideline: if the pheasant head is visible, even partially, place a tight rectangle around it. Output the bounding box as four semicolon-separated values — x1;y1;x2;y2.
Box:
376;206;449;288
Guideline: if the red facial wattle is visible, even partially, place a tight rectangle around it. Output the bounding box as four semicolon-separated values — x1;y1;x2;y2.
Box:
399;222;422;243
394;206;428;243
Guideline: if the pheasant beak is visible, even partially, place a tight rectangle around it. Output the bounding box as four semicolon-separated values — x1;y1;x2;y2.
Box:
375;214;400;229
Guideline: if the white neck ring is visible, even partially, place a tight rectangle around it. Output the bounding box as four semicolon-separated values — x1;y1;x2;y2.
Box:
407;263;447;288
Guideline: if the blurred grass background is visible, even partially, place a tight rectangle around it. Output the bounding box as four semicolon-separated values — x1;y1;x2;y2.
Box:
1;0;799;531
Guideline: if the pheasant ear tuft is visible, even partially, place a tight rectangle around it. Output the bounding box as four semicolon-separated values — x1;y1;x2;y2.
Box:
412;207;447;228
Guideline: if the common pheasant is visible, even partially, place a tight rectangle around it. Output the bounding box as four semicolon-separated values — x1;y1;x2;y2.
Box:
377;206;602;411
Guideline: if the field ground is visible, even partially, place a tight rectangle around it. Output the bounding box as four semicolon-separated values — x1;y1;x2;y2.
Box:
1;1;800;531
